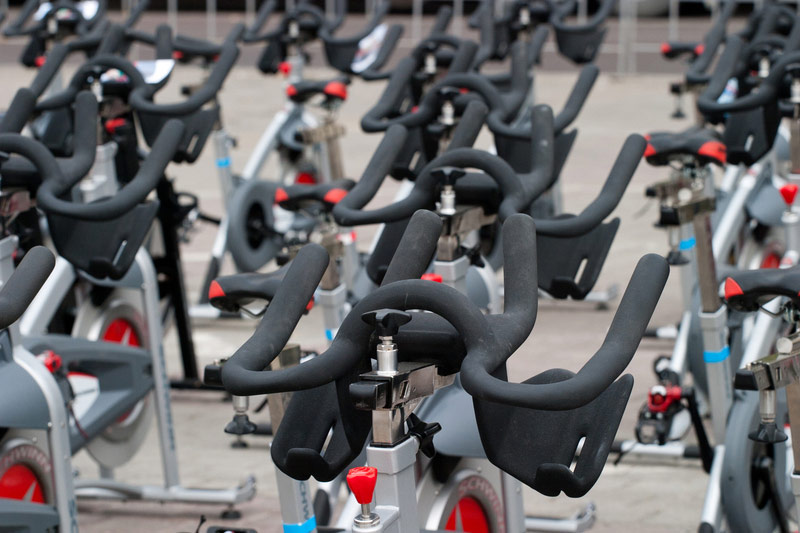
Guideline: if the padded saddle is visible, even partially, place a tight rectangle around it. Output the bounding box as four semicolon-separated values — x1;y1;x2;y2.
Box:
644;128;726;167
286;78;350;104
724;266;800;312
275;179;355;211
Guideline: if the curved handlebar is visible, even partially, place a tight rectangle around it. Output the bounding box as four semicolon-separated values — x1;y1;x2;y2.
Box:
36;120;184;220
0;89;37;134
698;42;800;120
221;211;524;395
533;134;645;237
685;0;737;86
129;27;241;116
461;253;668;410
0;91;98;182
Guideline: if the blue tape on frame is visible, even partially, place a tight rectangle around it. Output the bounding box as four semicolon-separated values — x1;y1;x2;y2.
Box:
325;329;335;341
216;157;231;168
703;346;730;363
679;237;696;251
283;516;316;533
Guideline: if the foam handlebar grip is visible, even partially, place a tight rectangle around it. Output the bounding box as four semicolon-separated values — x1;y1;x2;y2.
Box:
553;64;598;134
448;100;488;150
332;125;408;220
129;38;239;116
361;57;418;132
685;0;736;86
37;119;184;220
699;35;745;107
243;0;277;41
95;23;127;55
381;210;443;285
462;253;669;411
29;44;70;98
221;244;331;396
0;247;55;331
533;134;645;237
0;88;36;134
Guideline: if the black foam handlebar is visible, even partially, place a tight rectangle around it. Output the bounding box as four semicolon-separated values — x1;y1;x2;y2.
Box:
0;247;55;331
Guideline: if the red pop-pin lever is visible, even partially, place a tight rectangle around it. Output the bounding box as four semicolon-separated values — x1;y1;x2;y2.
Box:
347;466;379;526
781;184;799;207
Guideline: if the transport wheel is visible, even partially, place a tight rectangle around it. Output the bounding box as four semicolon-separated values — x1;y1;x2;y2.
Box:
417;456;506;533
721;391;793;533
0;437;55;504
227;180;282;272
71;288;154;469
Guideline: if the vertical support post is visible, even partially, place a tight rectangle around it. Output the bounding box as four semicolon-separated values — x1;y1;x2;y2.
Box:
412;0;423;44
168;0;177;32
668;0;679;41
136;248;181;487
246;0;256;27
628;0;638;74
206;0;217;41
454;0;464;37
616;0;629;75
693;211;732;442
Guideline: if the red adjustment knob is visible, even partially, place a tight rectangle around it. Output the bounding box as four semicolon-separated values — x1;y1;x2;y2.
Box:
323;188;348;204
34;55;46;68
208;280;225;300
323;81;348;101
660;42;671;55
104;118;127;135
278;61;292;76
40;350;62;373
274;187;289;204
694;43;705;56
421;273;443;283
780;184;798;206
723;277;744;300
347;466;377;505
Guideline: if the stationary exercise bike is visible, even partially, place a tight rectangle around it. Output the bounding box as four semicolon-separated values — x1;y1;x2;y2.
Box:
209;209;669;533
0;111;255;529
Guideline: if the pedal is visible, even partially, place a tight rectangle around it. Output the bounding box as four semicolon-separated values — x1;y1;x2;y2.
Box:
635;384;685;445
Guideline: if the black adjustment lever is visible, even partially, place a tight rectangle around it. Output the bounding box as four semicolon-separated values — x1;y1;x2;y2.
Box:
750;422;788;444
362;309;412;337
407;413;441;458
431;167;466;186
437;86;462;102
225;414;257;436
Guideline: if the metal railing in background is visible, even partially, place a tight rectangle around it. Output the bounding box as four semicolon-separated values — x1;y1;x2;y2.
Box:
153;0;744;75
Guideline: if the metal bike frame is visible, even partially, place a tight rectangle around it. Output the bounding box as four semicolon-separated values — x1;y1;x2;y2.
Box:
19;246;255;507
193;44;345;318
0;235;78;531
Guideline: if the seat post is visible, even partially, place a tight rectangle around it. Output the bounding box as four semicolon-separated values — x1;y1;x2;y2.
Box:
669;171;732;442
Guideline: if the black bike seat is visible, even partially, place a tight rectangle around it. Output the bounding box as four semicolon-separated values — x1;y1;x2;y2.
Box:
173;35;222;63
724;266;800;312
643;128;726;167
209;269;291;312
275;179;355;210
286;77;350;104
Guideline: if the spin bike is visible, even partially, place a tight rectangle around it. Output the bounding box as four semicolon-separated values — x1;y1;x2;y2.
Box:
210;209;670;533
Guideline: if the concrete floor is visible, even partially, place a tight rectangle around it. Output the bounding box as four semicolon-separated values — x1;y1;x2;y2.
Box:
0;11;736;533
